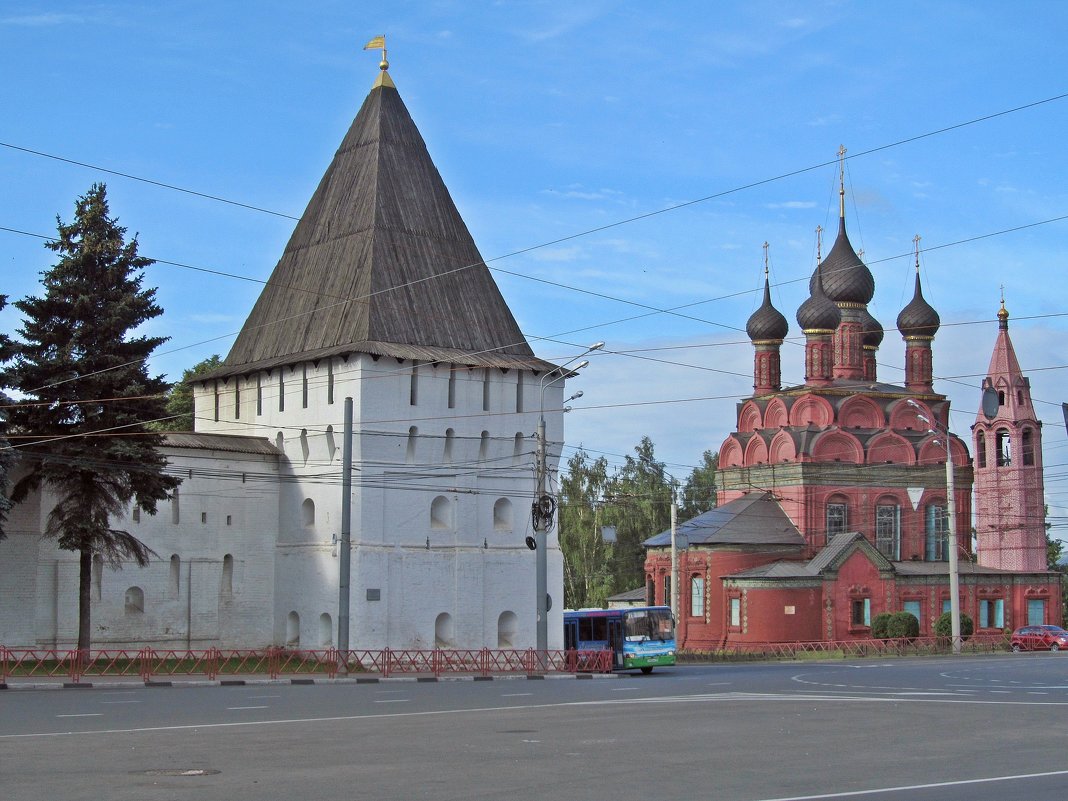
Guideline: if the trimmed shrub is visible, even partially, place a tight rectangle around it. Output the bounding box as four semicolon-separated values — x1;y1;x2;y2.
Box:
934;611;974;639
871;612;893;640
887;611;920;639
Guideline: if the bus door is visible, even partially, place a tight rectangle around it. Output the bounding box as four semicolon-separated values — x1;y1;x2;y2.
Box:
607;617;624;669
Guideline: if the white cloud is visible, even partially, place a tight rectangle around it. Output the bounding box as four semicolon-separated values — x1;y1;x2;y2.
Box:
765;201;817;210
1;13;84;26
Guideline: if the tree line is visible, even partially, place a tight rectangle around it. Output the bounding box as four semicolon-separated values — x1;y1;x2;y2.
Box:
558;437;718;610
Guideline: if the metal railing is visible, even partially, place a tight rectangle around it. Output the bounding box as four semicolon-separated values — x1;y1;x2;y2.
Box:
0;646;613;683
678;633;1012;662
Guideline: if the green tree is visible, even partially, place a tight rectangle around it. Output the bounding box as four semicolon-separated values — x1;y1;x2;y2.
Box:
678;449;718;520
558;448;613;609
7;184;181;649
149;353;221;431
602;437;673;595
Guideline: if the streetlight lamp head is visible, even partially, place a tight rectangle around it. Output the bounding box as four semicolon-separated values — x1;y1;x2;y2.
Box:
588;341;606;352
574;360;590;371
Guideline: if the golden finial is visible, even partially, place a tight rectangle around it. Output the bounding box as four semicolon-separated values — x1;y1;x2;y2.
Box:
837;144;847;219
364;35;388;71
998;285;1009;327
913;234;921;274
815;225;823;263
763;241;769;279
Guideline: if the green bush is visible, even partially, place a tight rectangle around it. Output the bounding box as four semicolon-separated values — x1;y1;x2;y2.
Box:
887;611;920;639
934;611;974;639
871;613;893;639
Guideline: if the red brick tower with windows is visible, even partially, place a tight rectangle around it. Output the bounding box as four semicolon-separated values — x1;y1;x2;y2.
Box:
972;299;1048;572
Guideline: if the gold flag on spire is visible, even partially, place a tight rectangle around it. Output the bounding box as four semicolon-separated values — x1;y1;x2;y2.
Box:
364;35;385;50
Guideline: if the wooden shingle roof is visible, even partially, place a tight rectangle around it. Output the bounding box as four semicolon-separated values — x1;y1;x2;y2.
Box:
210;71;553;379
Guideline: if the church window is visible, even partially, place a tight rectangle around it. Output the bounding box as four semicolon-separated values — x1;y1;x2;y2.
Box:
221;554;233;596
124;587;145;615
902;600;922;624
444;428;454;463
286;611;300;647
431;496;453;530
851;598;871;627
976;431;986;468
170;555;180;597
302;498;315;527
996;429;1011;466
729;596;741;628
690;576;705;618
497;611;518;648
319;613;333;647
493;498;513;531
448;367;457;409
998;390;1005;406
435;612;455;647
406;426;418;464
979;599;1004;629
875;504;900;560
1022;428;1035;466
1027;599;1047;625
826;503;848;539
410;363;419;406
925;504;948;561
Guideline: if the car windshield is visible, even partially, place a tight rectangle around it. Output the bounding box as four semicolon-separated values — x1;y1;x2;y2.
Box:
623;609;675;642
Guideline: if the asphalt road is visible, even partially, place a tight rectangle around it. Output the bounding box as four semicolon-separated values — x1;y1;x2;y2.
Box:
3;654;1068;800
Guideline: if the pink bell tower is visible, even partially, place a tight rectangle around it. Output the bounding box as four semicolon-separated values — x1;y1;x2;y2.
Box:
972;298;1048;571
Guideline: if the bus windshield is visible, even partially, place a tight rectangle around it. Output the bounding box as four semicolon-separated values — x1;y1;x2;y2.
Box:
623;608;675;642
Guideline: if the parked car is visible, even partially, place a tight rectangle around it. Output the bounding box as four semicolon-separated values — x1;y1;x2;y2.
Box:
1011;625;1068;651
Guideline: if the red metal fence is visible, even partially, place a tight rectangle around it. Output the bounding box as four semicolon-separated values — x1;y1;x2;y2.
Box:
0;646;612;683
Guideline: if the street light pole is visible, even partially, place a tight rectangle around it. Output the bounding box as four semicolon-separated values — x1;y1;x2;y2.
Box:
534;342;604;653
908;400;961;655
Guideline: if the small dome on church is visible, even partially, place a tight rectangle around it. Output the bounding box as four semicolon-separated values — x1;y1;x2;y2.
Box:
861;308;884;347
797;264;842;332
746;275;789;341
810;218;875;305
896;272;940;338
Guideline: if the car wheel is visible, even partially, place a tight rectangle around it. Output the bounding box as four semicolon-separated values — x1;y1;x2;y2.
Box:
1052;643;1060;652
1011;644;1021;652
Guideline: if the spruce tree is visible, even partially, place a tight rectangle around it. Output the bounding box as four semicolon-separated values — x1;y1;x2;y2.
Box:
7;184;180;649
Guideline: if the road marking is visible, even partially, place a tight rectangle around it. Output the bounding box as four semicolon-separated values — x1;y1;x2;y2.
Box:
226;706;268;710
374;699;409;704
247;695;282;699
501;693;532;697
99;700;142;705
751;767;1068;800
56;714;102;718
611;687;641;691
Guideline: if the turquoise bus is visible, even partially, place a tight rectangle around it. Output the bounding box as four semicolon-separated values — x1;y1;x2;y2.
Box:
563;606;676;673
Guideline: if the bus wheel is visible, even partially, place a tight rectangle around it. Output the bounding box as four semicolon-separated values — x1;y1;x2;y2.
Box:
640;667;653;674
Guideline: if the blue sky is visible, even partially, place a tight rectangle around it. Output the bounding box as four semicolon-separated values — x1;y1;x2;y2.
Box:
3;2;1068;527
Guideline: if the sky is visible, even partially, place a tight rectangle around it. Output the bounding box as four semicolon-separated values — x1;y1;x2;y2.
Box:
3;2;1068;529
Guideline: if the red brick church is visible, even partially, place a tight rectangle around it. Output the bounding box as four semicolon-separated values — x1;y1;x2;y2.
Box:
644;175;1060;648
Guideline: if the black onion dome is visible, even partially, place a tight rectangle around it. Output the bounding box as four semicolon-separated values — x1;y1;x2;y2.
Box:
797;264;842;331
896;271;940;338
861;307;884;347
746;276;789;341
809;218;875;304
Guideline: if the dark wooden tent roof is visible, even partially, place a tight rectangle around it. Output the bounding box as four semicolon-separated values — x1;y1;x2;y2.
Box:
208;71;552;380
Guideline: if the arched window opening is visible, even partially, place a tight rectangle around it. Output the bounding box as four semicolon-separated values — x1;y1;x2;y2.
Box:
406;426;418;464
493;498;513;531
221;554;233;596
874;501;901;560
996;429;1011;466
479;430;489;462
171;487;180;525
275;431;285;454
690;575;705;618
998;390;1005;406
444;428;455;463
286;611;300;647
169;554;181;597
435;612;455;648
925;503;948;561
124;586;144;615
326;425;337;462
976;430;987;468
513;432;525;465
302;498;315;527
1022;428;1035;466
431;496;453;530
319;613;333;647
497;611;518;648
92;554;103;601
826;499;848;540
1018;389;1024;405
